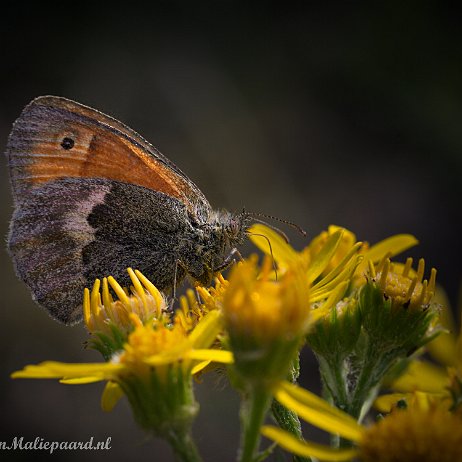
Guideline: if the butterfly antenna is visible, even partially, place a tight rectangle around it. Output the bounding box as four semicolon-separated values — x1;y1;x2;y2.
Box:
246;211;307;239
246;231;278;280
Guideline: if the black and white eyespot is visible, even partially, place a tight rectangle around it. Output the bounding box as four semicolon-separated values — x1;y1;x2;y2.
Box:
61;137;75;150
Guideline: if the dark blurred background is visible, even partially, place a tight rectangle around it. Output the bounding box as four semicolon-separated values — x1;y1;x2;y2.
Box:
1;2;461;461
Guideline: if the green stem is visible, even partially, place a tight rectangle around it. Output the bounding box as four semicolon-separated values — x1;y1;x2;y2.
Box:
347;363;377;420
167;430;203;462
317;356;349;450
271;399;311;462
239;387;272;462
316;353;348;409
347;348;392;420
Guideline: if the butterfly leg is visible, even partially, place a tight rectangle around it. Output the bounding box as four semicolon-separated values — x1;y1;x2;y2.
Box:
214;247;243;273
169;259;187;312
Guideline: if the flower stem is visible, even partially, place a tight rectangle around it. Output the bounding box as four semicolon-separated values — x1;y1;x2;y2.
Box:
347;350;390;420
239;387;272;462
167;430;203;462
271;399;311;462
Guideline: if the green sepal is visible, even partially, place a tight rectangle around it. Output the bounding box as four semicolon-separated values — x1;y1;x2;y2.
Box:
119;365;198;436
307;297;362;362
359;282;439;355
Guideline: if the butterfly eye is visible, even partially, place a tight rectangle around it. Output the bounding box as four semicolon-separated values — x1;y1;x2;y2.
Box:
228;219;240;237
60;137;75;150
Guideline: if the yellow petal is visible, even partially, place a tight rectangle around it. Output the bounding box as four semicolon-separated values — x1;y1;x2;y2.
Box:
83;288;91;327
11;361;123;380
134;270;164;315
248;223;299;267
107;276;130;306
127;267;147;309
144;354;185;366
188;310;222;348
307;230;343;283
364;234;418;263
275;381;363;442
426;286;458;367
310;281;349;322
188;349;234;364
261;426;359;461
60;376;104;384
101;381;124;412
312;244;362;297
389;360;449;393
374;393;408;413
191;360;211;375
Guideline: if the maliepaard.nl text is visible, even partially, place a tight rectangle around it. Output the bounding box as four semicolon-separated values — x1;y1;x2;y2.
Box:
0;436;111;454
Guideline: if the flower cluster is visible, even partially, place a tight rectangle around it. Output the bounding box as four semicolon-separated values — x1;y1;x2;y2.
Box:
12;223;457;462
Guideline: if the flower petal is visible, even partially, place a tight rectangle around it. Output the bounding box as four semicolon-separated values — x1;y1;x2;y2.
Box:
365;234;418;263
426;286;458;367
275;381;363;442
60;376;104;384
374;393;409;413
261;426;358;461
191;360;211;375
307;230;343;283
101;381;124;412
311;281;349;322
188;349;234;364
188;310;223;348
390;360;449;393
11;361;123;380
248;223;300;267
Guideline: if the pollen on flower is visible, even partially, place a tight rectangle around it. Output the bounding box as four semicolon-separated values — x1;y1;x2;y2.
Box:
360;402;462;462
83;268;168;334
223;256;311;343
120;319;188;371
175;274;227;333
118;317;197;383
369;257;437;310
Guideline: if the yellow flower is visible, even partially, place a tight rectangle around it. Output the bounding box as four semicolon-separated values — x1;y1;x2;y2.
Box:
376;285;462;413
12;308;230;387
175;273;227;333
83;268;225;363
12;270;233;423
223;256;311;344
82;268;170;360
262;382;462;462
249;224;365;309
368;257;436;311
84;268;168;334
249;223;418;288
361;396;462;462
221;256;311;386
120;317;190;381
307;225;419;287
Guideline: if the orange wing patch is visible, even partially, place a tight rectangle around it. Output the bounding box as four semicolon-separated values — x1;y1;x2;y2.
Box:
7;97;204;212
26;122;185;201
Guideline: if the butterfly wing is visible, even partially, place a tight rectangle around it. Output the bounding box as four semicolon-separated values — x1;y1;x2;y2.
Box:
7;96;211;216
6;96;211;324
8;178;190;324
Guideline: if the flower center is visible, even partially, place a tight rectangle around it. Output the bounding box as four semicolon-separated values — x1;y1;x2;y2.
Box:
360;406;462;462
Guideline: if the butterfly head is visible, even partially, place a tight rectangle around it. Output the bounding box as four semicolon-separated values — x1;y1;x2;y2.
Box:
212;209;252;247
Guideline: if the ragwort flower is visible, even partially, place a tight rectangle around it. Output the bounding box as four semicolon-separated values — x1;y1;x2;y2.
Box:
12;270;232;462
376;285;462;414
262;382;462;462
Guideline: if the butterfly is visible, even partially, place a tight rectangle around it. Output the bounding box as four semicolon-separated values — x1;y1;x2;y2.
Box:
6;96;251;324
